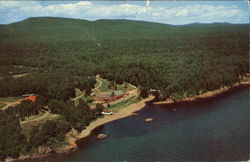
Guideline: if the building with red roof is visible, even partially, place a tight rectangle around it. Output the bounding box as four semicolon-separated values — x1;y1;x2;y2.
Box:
95;90;125;102
19;96;36;102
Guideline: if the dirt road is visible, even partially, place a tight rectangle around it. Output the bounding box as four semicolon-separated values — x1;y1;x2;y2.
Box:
20;111;50;125
1;101;20;110
92;77;102;92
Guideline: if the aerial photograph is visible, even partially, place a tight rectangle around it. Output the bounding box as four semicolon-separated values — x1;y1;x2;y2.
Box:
0;1;249;161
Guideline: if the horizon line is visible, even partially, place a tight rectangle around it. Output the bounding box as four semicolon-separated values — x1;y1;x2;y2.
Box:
1;16;249;26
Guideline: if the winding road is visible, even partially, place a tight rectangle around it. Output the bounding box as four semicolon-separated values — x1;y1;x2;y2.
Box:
93;77;102;92
72;77;103;101
4;77;137;125
20;110;51;125
1;101;20;110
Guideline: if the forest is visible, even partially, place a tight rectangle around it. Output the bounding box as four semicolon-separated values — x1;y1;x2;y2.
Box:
0;17;248;159
0;18;248;99
0;97;103;159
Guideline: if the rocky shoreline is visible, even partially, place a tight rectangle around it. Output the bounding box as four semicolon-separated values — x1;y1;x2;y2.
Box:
11;77;250;162
11;96;154;162
154;80;250;105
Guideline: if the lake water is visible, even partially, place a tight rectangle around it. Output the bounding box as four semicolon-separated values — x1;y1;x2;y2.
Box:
53;87;249;161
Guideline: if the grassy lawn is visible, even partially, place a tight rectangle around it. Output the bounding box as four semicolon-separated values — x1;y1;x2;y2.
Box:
117;83;136;91
89;102;96;108
21;113;61;128
75;88;84;97
129;97;140;105
127;83;137;90
0;103;7;109
116;84;127;91
108;96;139;111
22;112;46;121
0;96;22;102
98;78;135;92
98;78;110;92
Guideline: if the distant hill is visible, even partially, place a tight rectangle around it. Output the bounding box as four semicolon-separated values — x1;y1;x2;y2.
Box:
0;17;173;42
185;22;233;26
0;17;248;43
0;16;248;103
0;17;249;161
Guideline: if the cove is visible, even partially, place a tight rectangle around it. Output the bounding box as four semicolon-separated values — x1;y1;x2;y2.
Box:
43;87;250;161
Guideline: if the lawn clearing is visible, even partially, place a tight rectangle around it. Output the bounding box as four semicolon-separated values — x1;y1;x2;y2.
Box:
108;96;139;111
75;88;84;97
22;112;46;121
98;78;110;92
21;113;62;137
21;113;61;128
0;96;23;102
97;78;135;92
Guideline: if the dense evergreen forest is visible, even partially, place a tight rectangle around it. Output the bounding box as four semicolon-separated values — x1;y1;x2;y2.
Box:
0;17;248;159
0;17;248;99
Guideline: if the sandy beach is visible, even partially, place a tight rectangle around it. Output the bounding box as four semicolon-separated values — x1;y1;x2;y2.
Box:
14;96;154;161
64;77;250;152
76;95;154;140
14;77;250;161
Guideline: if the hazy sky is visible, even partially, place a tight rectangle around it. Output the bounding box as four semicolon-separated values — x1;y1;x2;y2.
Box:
0;1;249;25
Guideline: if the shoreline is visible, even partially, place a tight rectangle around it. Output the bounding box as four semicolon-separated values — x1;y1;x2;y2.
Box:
61;79;250;155
154;80;250;105
13;78;250;161
13;95;154;161
75;95;154;140
51;96;155;158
